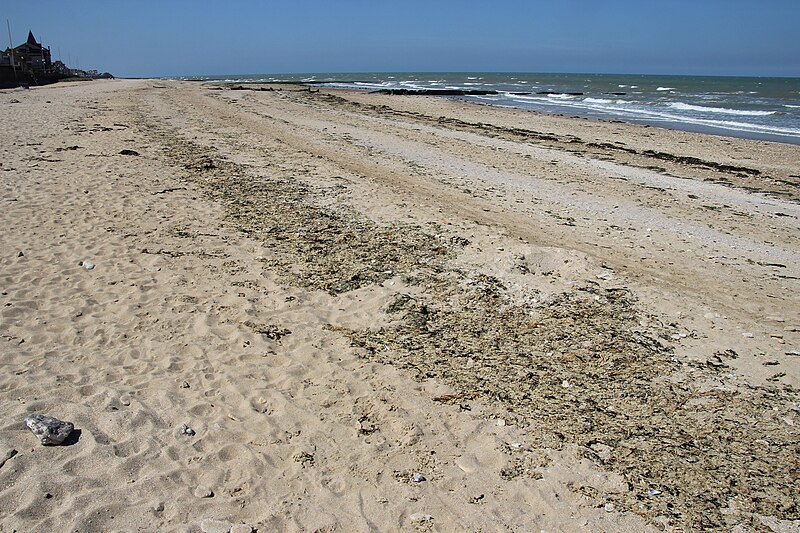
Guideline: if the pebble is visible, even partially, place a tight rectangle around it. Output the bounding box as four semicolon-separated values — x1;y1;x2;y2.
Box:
230;525;254;533
180;424;196;437
604;503;615;513
180;381;190;389
24;414;74;445
412;472;426;483
80;260;95;270
16;251;24;258
194;486;214;498
742;332;754;338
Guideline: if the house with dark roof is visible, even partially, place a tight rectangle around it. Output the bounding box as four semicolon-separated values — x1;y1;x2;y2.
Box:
1;30;59;88
8;31;52;71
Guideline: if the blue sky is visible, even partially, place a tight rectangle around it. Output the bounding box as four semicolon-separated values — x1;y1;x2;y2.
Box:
3;0;799;77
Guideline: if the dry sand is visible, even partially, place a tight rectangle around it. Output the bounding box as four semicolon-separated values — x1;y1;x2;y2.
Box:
0;79;798;532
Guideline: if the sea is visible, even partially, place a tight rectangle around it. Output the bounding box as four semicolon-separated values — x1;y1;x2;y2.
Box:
181;73;800;145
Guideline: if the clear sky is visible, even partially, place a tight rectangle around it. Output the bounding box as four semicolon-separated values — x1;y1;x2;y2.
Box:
3;0;799;78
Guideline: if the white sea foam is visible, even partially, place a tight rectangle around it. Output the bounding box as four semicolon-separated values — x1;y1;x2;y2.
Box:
656;87;676;91
492;93;800;139
669;102;775;116
584;98;614;104
785;104;800;109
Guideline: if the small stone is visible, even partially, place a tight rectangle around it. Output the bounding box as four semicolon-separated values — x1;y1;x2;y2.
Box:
200;518;231;533
412;472;426;483
495;419;506;427
16;251;24;257
119;149;140;156
120;396;131;406
180;424;196;437
180;381;190;389
648;489;662;496
742;332;754;338
230;525;254;533
25;414;74;445
410;513;433;524
80;260;95;270
604;503;615;513
194;486;213;498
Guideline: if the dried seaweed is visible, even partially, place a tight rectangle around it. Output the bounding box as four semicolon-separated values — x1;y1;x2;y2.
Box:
337;277;799;529
143;119;799;531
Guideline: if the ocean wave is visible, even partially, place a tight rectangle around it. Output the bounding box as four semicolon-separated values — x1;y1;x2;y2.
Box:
493;94;800;139
584;97;614;104
786;104;800;109
669;102;775;116
656;87;676;91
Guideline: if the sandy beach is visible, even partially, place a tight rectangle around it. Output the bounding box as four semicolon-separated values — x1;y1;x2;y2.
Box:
1;79;798;531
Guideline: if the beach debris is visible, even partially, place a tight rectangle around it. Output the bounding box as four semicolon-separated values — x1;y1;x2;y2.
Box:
469;493;485;504
193;486;213;498
0;448;18;469
16;251;24;257
180;381;190;389
24;414;74;445
119;149;140;156
293;450;315;467
604;503;616;513
243;321;291;341
649;489;663;496
180;424;196;437
412;472;427;483
79;260;95;270
409;513;433;524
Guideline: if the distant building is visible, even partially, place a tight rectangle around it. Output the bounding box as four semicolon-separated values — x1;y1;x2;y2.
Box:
7;31;52;71
1;29;112;88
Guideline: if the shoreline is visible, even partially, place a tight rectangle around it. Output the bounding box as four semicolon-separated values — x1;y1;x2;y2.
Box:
206;78;800;146
1;79;798;531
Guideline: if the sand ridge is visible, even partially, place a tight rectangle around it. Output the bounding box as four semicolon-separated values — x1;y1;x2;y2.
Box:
0;79;798;531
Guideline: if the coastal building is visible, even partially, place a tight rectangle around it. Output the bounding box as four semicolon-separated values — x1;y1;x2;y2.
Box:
0;30;58;88
0;29;111;88
7;31;52;71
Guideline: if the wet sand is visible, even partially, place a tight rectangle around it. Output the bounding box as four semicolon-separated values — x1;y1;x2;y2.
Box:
0;79;798;531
